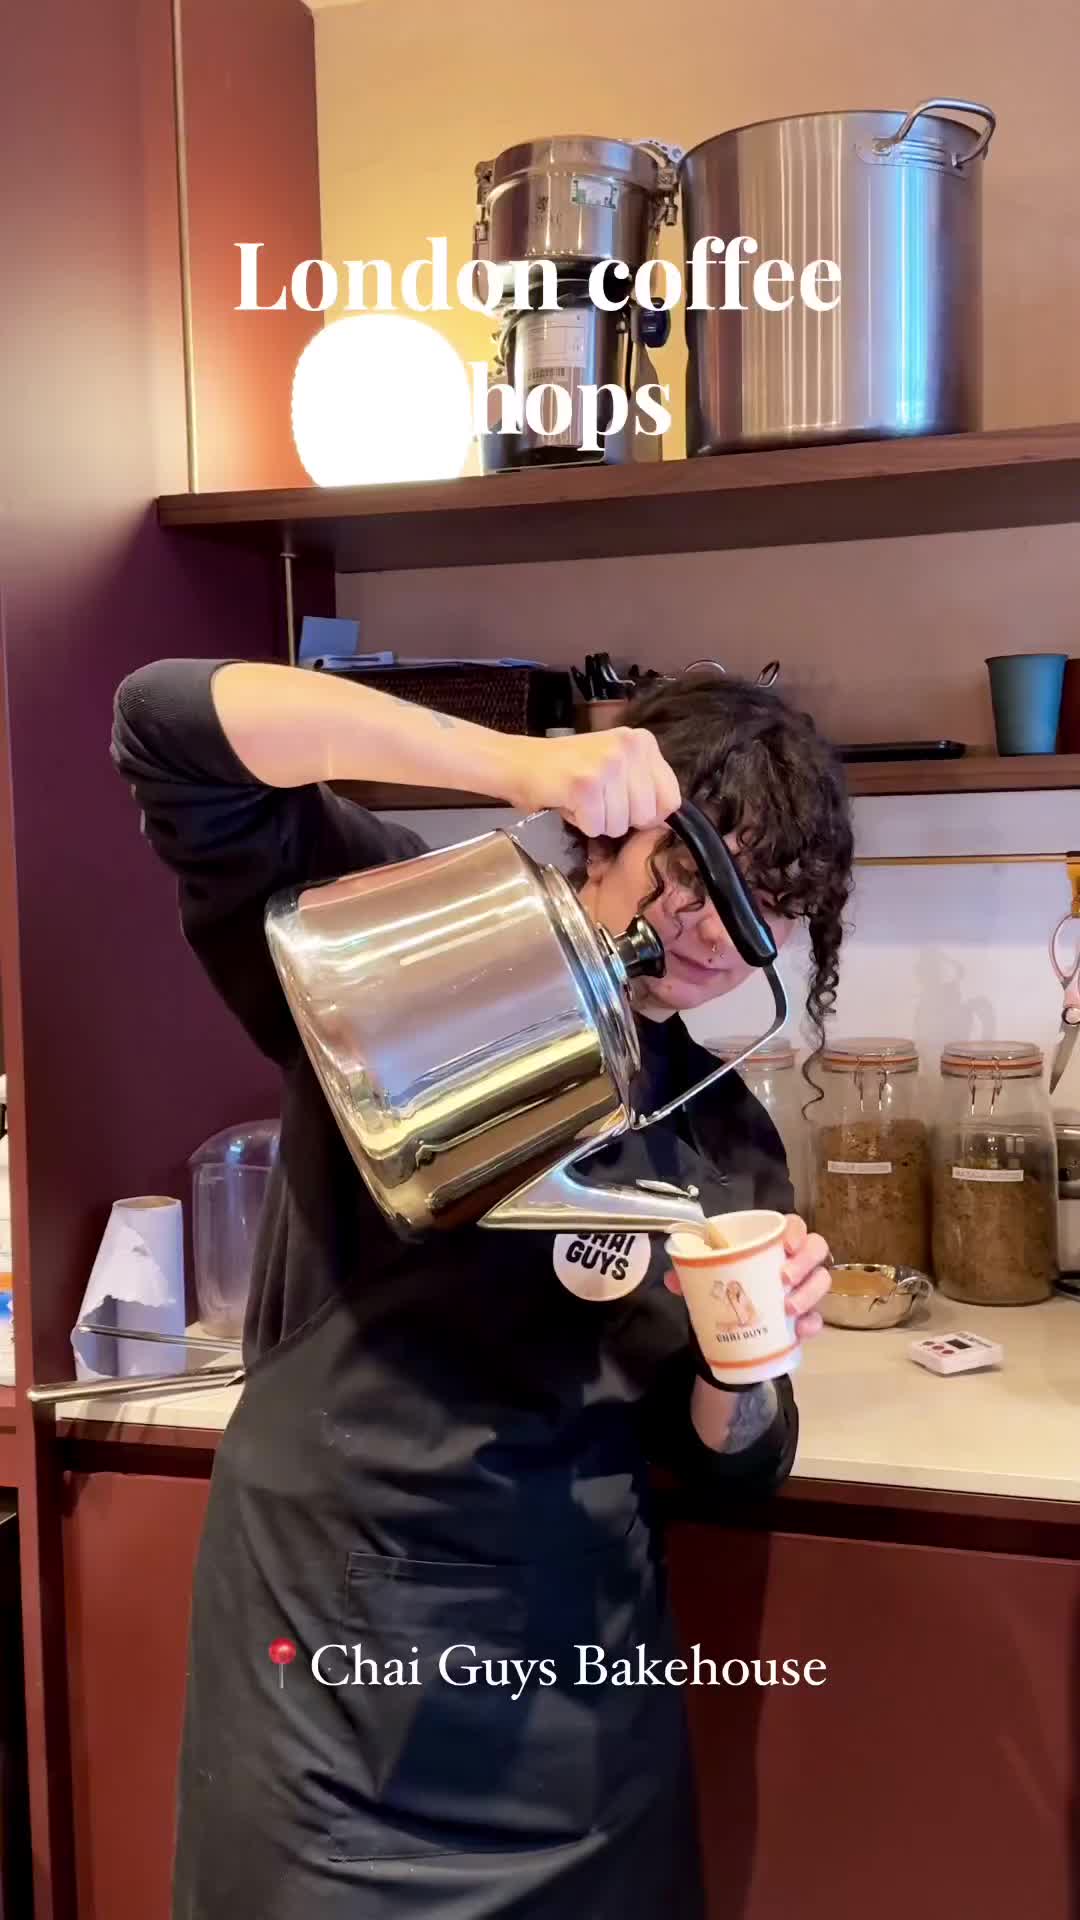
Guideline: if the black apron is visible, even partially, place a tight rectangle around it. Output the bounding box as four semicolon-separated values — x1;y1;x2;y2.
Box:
172;1036;758;1920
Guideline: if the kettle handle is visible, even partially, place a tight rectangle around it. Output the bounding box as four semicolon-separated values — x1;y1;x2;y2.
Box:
513;800;775;969
627;803;789;1134
667;803;778;969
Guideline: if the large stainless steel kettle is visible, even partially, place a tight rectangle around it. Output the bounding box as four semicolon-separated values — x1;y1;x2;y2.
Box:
265;804;787;1237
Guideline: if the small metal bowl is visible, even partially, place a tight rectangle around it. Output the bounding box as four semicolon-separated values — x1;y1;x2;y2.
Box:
822;1264;933;1331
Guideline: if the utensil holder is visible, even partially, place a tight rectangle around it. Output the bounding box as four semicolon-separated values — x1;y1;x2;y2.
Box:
575;700;631;732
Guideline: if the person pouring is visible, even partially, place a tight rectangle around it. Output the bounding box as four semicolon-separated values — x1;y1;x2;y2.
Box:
112;658;851;1920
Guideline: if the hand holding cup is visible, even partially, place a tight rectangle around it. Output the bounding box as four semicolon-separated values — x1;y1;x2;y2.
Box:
665;1213;832;1386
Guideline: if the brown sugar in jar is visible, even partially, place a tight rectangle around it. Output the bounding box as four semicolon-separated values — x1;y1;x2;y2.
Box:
809;1039;931;1272
931;1042;1057;1306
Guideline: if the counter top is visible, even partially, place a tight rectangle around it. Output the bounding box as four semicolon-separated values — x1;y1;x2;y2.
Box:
52;1294;1080;1505
792;1291;1080;1503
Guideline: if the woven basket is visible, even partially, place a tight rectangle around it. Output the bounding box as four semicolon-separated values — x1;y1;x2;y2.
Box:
348;666;534;734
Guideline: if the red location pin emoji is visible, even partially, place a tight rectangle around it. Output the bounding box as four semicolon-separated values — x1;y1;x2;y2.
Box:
269;1637;297;1690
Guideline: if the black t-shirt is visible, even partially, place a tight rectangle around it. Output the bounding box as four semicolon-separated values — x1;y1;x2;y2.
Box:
112;659;798;1538
634;1008;676;1115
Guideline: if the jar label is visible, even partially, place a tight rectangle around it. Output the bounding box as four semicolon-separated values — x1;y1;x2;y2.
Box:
827;1159;893;1175
570;175;620;210
951;1166;1024;1184
521;314;590;382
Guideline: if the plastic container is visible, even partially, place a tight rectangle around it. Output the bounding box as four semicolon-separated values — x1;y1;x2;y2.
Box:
931;1043;1057;1305
808;1038;931;1272
706;1035;809;1215
189;1120;279;1338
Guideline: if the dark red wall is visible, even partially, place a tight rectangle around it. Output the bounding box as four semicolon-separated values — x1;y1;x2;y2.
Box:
181;0;324;490
1;3;325;1909
0;0;293;1390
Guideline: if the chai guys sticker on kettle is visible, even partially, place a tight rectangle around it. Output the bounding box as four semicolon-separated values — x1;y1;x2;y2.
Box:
553;1230;652;1301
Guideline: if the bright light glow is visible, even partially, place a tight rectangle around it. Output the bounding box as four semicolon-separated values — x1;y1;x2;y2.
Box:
292;314;473;487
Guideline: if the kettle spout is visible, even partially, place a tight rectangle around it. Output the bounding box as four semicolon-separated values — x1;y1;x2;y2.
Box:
479;1161;706;1233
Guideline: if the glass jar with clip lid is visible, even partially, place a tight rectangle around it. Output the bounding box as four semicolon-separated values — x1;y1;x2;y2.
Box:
931;1042;1057;1305
808;1037;931;1271
706;1033;809;1215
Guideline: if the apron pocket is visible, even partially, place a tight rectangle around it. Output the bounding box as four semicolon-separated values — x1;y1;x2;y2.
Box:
325;1528;673;1862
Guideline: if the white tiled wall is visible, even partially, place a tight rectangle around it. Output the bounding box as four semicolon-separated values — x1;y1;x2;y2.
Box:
381;788;1080;1116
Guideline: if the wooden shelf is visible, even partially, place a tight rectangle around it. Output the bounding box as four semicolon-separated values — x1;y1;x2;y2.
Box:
158;424;1080;574
845;753;1080;796
339;755;1080;814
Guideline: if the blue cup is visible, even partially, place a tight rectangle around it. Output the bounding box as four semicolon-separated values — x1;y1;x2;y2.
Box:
986;654;1067;755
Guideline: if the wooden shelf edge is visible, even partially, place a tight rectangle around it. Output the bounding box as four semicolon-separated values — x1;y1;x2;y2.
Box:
657;1469;1080;1542
159;423;1080;523
845;753;1080;796
156;424;1080;574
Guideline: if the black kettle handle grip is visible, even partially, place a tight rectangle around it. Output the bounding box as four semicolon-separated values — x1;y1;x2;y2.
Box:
666;804;778;970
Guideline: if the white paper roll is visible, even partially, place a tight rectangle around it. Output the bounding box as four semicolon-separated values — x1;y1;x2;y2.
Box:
71;1196;186;1382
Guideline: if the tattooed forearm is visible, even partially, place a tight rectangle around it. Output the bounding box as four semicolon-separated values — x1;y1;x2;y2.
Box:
719;1382;779;1452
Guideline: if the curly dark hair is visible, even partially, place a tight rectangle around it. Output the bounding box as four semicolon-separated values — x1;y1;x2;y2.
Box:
566;673;854;1078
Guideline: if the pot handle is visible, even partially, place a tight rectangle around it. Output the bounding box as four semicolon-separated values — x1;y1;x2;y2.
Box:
666;803;778;970
874;99;996;168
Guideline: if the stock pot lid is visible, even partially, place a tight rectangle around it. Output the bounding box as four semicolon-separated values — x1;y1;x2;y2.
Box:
681;107;983;166
486;136;661;192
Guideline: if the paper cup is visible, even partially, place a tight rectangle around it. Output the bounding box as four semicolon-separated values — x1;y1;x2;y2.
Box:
665;1210;800;1387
